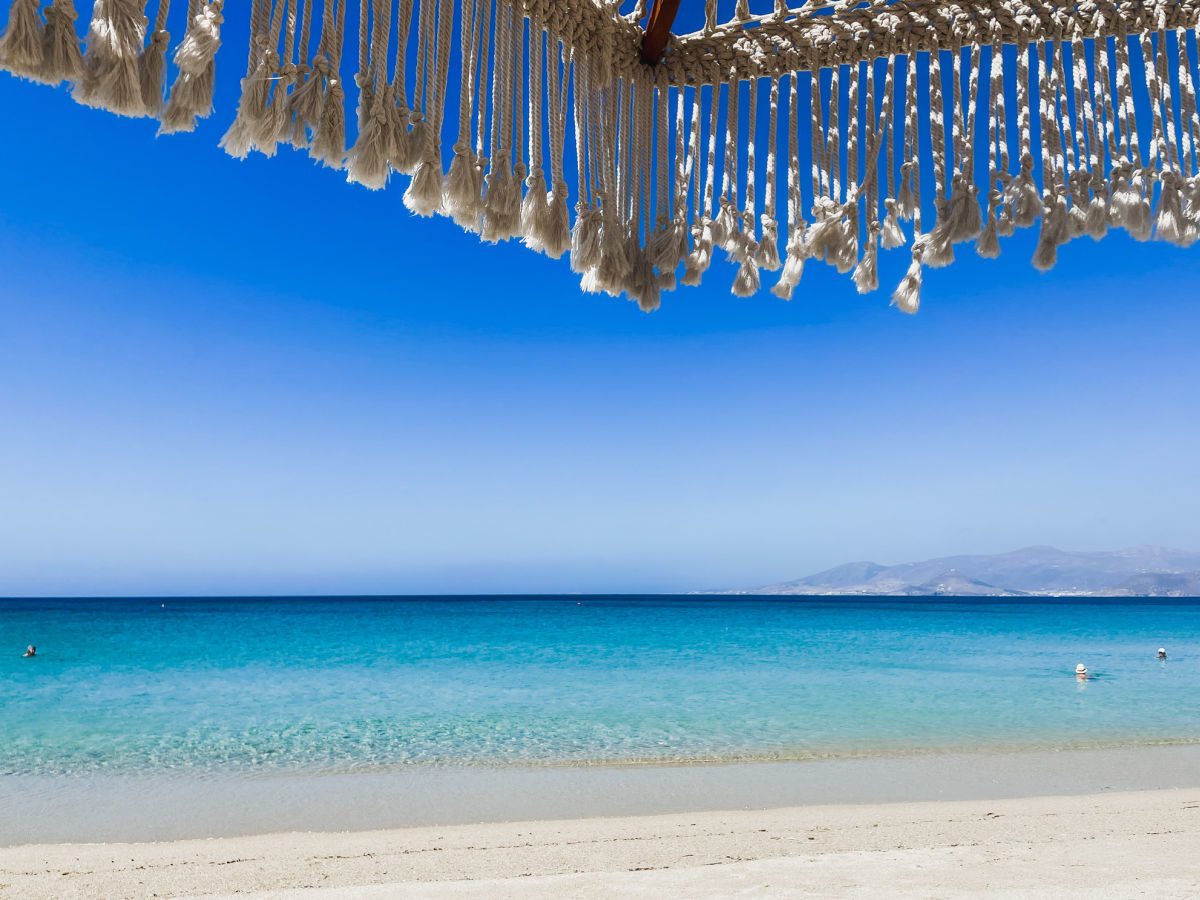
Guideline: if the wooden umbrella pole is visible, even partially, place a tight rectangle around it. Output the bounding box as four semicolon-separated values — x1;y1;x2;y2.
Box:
640;0;682;65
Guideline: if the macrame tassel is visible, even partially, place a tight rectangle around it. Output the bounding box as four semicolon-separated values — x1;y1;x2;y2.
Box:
896;169;915;222
731;221;761;298
406;157;444;216
481;159;521;242
923;200;956;268
385;113;419;174
1143;30;1183;246
681;218;714;286
347;93;393;190
881;200;905;249
1108;167;1135;231
627;244;661;312
310;73;347;167
975;43;1004;257
271;0;311;146
770;232;805;300
1182;178;1200;247
976;189;1001;258
158;9;218;132
1083;176;1109;240
712;199;738;250
253;74;289;158
756;216;781;271
477;0;520;242
1065;173;1088;241
518;10;550;250
0;0;46;78
444;145;483;228
852;228;879;294
950;188;982;243
1008;167;1040;228
286;60;324;144
1007;44;1038;230
74;0;149;116
772;72;805;301
731;257;760;298
37;0;83;83
755;76;783;274
891;241;924;314
304;0;348;167
832;218;856;274
1156;171;1186;245
733;80;763;283
646;224;673;273
519;168;551;251
648;222;684;288
221;69;272;158
384;0;418;173
570;203;602;274
712;77;741;256
1032;193;1068;271
543;40;572;260
804;202;856;274
946;49;982;244
220;0;277;158
1124;170;1153;241
995;197;1015;237
138;24;168;116
584;238;620;297
406;0;454;216
921;51;955;269
683;79;720;287
158;1;222;133
593;212;633;297
543;180;572;259
1035;43;1067;261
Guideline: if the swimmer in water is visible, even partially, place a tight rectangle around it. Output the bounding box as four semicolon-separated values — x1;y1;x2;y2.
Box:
1158;647;1167;660
22;645;36;658
1075;663;1089;680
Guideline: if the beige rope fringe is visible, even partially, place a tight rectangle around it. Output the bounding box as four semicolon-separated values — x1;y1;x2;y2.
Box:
4;0;1200;313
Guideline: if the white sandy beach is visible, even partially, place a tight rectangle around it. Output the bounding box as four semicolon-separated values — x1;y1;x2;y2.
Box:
3;789;1198;899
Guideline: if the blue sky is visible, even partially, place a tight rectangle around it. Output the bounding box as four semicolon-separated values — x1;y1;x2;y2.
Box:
2;10;1199;595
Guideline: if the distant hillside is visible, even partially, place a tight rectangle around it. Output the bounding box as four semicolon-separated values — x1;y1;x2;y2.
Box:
725;546;1200;597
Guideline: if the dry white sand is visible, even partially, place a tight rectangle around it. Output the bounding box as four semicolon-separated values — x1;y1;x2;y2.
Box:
3;789;1198;899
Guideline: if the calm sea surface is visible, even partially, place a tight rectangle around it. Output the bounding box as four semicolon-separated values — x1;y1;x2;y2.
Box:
1;597;1197;777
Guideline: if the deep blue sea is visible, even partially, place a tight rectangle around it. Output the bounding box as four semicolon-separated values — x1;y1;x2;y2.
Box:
1;597;1197;777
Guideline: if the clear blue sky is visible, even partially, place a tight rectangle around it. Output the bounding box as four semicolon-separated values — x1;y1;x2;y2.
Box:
2;13;1199;595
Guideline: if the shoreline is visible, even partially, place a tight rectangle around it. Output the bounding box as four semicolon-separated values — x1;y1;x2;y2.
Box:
3;788;1199;898
5;742;1200;846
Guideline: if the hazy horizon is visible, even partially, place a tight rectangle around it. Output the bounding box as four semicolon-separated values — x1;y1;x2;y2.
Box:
3;543;1200;597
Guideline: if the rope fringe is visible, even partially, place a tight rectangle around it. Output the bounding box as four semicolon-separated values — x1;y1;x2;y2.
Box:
6;0;1200;310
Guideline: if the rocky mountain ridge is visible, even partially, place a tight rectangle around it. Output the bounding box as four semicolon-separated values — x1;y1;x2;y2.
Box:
727;546;1200;596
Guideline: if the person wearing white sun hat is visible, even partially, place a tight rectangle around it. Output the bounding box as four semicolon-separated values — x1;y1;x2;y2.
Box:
1158;648;1168;660
1075;663;1089;680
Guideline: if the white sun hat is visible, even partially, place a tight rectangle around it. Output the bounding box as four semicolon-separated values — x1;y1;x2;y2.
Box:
1075;663;1088;675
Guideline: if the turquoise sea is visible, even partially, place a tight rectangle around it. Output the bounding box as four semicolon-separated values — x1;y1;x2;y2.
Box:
1;597;1197;777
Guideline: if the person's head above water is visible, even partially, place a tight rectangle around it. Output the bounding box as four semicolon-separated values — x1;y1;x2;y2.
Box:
23;645;35;658
1158;648;1167;659
1075;663;1088;676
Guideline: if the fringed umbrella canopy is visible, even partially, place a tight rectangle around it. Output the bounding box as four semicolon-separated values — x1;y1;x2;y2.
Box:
2;0;1198;312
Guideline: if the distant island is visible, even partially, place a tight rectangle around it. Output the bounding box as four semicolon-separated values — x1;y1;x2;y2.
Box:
720;546;1200;597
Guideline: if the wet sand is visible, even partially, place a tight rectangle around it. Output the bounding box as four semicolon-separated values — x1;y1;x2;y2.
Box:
4;742;1200;845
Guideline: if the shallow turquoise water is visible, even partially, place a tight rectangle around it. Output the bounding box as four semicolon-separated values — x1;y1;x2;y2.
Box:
0;597;1197;776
